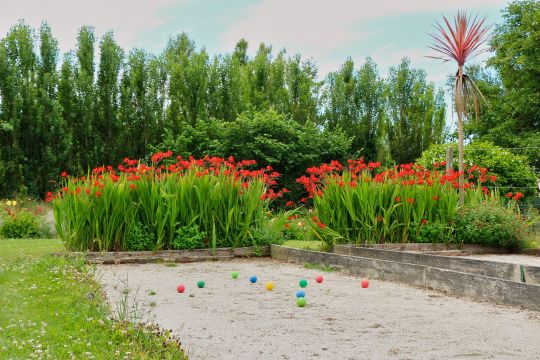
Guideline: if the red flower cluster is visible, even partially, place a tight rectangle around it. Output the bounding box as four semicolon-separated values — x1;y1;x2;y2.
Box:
296;158;499;200
48;153;286;202
506;192;523;201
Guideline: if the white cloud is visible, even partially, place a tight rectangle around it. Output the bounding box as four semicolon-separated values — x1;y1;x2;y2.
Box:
0;0;182;53
219;0;506;70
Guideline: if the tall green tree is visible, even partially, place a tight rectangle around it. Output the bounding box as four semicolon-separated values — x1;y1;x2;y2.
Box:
73;26;97;170
468;1;540;170
0;22;37;196
386;58;446;164
33;23;70;195
323;58;388;162
96;31;123;164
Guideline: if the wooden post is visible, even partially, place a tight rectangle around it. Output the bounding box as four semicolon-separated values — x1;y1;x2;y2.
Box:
445;147;453;173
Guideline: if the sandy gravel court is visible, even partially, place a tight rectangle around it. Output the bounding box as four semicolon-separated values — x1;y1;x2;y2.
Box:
97;258;540;360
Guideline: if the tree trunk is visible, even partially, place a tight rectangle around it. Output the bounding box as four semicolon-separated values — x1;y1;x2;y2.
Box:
456;66;465;206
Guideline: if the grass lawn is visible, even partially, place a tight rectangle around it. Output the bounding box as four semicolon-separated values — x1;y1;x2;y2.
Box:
0;239;187;359
282;240;326;251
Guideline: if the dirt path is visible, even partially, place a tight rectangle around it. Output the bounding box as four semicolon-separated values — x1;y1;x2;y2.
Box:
97;259;540;360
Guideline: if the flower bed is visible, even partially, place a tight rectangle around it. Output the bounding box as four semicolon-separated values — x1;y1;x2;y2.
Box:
295;159;527;249
50;153;286;251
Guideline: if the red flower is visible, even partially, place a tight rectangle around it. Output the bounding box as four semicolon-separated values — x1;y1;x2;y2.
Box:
421;219;428;225
62;187;68;192
95;191;102;198
513;192;523;201
316;221;326;229
45;192;53;202
349;181;357;188
60;171;68;178
506;192;513;199
285;201;294;207
432;195;439;201
129;183;136;190
406;198;414;203
85;188;91;195
395;197;401;202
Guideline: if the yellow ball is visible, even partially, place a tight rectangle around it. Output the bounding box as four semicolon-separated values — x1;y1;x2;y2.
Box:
265;282;274;291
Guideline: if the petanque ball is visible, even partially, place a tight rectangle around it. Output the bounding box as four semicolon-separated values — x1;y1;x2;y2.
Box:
176;284;185;293
296;290;305;298
299;279;308;288
265;282;274;291
197;280;205;288
296;297;307;307
231;271;239;279
250;276;257;284
361;279;369;288
315;275;323;283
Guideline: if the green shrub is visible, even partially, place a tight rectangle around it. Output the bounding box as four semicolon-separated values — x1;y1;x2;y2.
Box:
0;208;49;239
126;222;155;251
409;221;453;244
417;141;538;198
172;225;206;250
154;110;353;206
454;199;528;250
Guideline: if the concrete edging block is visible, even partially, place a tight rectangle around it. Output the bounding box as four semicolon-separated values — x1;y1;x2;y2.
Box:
334;245;528;283
80;246;270;264
271;245;540;311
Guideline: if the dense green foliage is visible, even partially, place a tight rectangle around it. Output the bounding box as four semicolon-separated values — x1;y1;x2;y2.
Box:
0;204;50;239
417;141;538;197
0;239;187;359
0;22;447;199
454;199;527;250
466;0;540;170
156;110;353;202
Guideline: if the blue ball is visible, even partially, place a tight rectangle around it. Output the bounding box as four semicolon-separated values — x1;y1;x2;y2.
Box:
249;276;257;283
296;290;305;298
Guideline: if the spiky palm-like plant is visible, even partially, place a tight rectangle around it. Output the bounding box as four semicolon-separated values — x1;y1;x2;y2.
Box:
428;11;491;205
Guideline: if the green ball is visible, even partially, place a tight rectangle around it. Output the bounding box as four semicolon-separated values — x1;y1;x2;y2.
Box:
299;279;308;288
296;297;307;307
197;280;205;288
231;271;239;279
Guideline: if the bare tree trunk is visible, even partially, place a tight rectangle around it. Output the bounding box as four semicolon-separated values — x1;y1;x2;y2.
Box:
456;66;465;206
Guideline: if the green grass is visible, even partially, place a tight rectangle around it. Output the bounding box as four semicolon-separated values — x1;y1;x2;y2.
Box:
0;238;63;263
0;239;187;359
282;240;326;251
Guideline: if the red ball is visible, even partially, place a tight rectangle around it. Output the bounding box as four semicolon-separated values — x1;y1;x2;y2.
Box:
176;284;185;293
361;279;369;288
315;275;324;283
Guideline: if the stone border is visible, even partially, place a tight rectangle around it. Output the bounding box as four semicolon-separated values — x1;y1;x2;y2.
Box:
335;245;520;281
358;243;507;254
76;246;269;264
271;245;540;311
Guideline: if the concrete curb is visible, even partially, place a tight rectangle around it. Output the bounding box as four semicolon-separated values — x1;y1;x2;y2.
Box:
73;246;270;264
271;245;540;312
334;245;525;281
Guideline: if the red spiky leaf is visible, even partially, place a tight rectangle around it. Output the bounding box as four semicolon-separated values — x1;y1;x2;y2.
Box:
427;11;492;66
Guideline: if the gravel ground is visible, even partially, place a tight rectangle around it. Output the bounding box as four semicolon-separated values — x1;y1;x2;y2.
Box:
96;259;540;360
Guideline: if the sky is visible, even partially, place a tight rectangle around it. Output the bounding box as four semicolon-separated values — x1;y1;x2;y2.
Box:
1;0;510;121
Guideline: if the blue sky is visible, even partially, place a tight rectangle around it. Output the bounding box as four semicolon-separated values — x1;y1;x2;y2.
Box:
2;0;508;106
